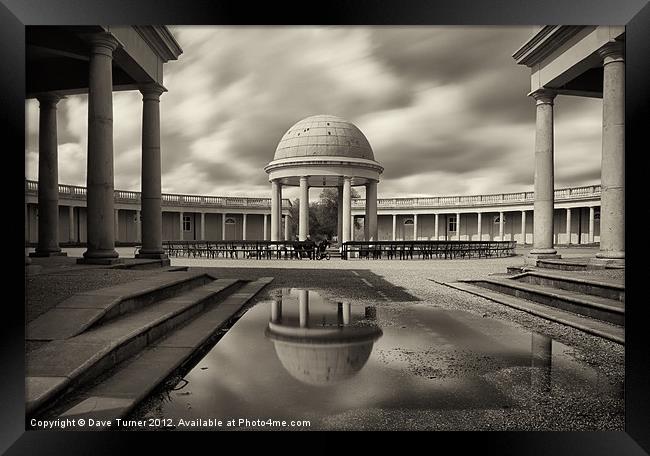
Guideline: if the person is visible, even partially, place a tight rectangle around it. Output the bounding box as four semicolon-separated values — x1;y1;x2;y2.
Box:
304;235;316;260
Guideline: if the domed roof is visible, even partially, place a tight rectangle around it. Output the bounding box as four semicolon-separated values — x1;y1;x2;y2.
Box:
273;115;375;161
272;340;375;386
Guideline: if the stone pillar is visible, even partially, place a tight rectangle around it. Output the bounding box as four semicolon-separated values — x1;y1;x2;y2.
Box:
565;208;572;245
521;211;526;245
222;213;227;241
200;212;205;240
242;213;247;240
365;181;378;241
68;206;75;242
342;177;352;243
114;209;119;242
499;211;504;241
351;215;355;241
284;215;290;241
595;42;625;262
413;214;418;240
392;214;397;241
337;186;343;242
270;180;280;241
456;213;461;241
343;302;351;325
477;212;482;241
299;176;309;241
299;289;309;328
263;214;268;241
271;299;281;323
589;207;595;244
434;213;439;240
136;210;141;242
179;211;184;240
527;89;559;264
137;84;166;259
32;94;66;257
81;34;120;263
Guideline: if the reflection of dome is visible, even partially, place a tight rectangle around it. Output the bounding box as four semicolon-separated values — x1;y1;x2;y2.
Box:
273;115;375;161
272;340;374;386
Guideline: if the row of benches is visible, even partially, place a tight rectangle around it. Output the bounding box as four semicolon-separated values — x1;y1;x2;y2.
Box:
154;240;516;260
161;240;320;259
341;241;517;259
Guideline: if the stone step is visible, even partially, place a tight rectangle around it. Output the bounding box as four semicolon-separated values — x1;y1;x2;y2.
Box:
440;281;624;344
27;271;217;341
40;277;274;427
461;277;624;326
510;270;624;301
26;278;244;417
537;258;625;271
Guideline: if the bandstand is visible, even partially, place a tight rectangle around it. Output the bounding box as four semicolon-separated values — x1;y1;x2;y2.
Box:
264;115;384;242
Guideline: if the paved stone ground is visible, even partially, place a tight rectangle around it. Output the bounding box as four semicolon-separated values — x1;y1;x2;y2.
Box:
25;246;625;430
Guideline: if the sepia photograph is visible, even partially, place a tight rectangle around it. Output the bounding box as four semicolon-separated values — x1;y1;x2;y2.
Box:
4;0;649;452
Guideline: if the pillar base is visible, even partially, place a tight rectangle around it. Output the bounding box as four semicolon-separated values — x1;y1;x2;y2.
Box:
77;257;123;265
595;251;625;260
29;251;67;258
589;257;625;268
135;252;169;260
524;252;561;266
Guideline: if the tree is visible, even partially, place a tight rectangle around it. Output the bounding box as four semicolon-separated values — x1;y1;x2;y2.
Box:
289;187;361;242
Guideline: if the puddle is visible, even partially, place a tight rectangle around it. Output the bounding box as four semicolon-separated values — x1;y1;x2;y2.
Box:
137;288;622;430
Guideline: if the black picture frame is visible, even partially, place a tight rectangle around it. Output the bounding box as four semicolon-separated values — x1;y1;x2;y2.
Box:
3;0;648;453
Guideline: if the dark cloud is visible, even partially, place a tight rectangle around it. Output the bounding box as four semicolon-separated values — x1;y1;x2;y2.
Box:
25;26;603;198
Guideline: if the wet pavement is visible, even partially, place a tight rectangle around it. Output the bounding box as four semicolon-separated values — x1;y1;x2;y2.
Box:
132;288;623;431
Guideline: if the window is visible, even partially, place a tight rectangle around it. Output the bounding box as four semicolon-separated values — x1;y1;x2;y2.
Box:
594;209;600;221
183;215;191;232
404;219;414;225
225;218;236;224
448;215;457;232
494;215;505;224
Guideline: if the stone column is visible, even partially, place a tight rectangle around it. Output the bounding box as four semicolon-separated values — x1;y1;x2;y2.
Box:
565;208;572;245
527;89;559;263
263;214;268;241
137;84;166;259
477;212;482;241
456;213;461;240
222;213;227;240
351;215;355;241
200;212;205;240
270;180;280;241
342;177;352;243
68;206;75;242
392;214;397;241
299;176;309;241
114;209;119;242
284;215;290;240
413;214;418;240
271;299;281;323
299;289;309;328
179;211;184;240
81;33;120;263
136;210;141;242
499;211;505;241
589;207;595;244
365;181;378;241
242;213;247;240
595;42;625;262
336;186;343;243
434;213;439;240
32;94;65;257
521;211;526;245
343;302;351;325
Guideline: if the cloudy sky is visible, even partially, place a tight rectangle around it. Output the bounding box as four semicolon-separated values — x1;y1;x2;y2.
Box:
25;26;603;201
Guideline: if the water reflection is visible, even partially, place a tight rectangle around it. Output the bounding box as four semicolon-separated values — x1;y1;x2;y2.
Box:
264;289;383;386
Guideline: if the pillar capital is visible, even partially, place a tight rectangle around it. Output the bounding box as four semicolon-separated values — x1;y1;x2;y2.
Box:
597;41;624;65
84;32;121;57
140;83;167;101
36;93;64;107
529;89;556;105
